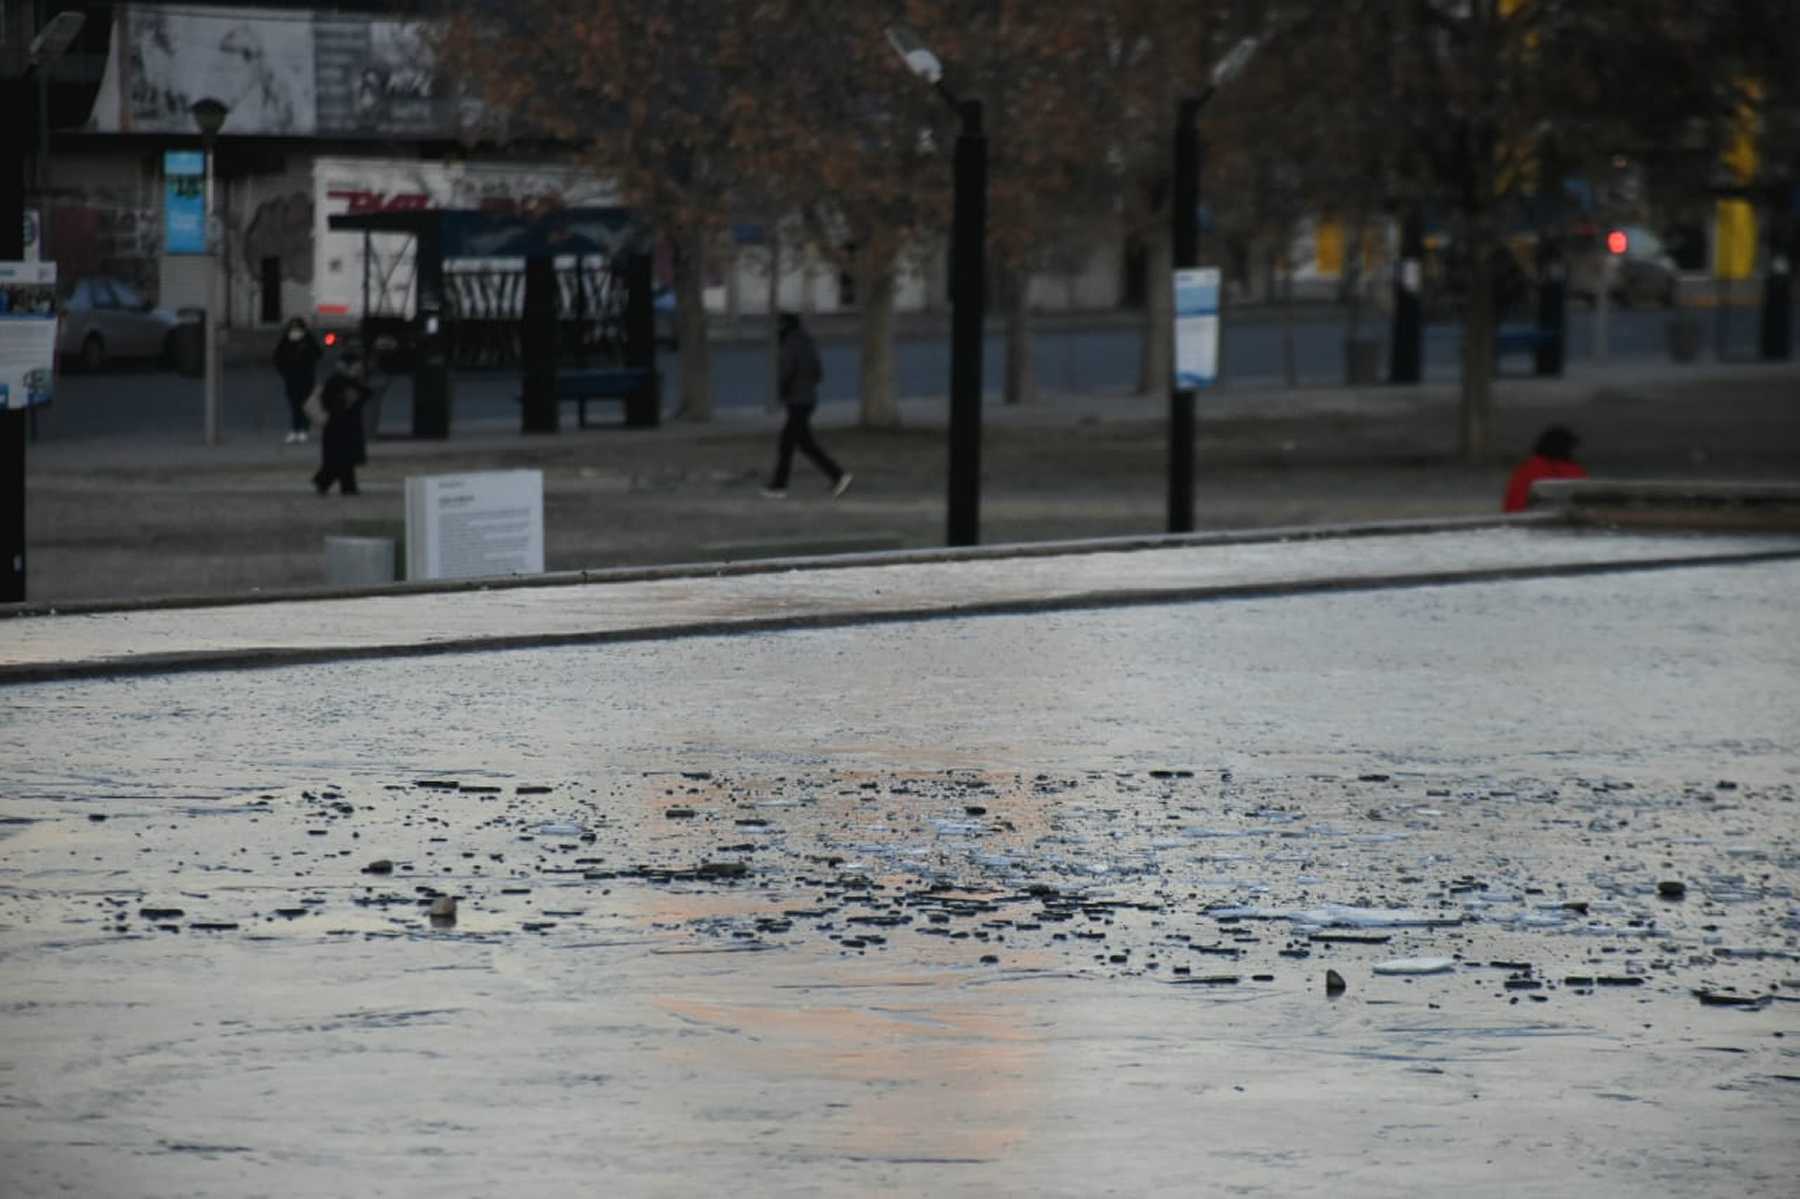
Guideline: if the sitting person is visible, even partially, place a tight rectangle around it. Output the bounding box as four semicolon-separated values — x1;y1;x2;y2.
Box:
1503;424;1588;512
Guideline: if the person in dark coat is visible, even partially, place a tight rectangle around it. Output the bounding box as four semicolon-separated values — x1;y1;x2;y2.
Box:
271;317;323;444
763;312;850;498
313;352;373;496
1503;424;1588;512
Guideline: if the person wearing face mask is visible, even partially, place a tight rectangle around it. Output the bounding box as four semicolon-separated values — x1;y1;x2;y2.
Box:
272;317;323;444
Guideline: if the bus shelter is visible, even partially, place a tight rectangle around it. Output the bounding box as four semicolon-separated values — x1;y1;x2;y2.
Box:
326;207;658;437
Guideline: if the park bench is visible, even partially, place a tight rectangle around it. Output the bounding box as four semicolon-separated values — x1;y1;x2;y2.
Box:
519;367;660;429
1493;325;1559;371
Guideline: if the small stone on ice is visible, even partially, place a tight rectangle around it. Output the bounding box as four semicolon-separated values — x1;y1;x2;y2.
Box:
429;896;458;918
1372;958;1456;976
1326;969;1347;995
363;859;394;875
1657;880;1687;899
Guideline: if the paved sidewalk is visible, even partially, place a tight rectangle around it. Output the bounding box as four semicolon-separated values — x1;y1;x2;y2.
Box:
17;359;1800;607
7;521;1799;682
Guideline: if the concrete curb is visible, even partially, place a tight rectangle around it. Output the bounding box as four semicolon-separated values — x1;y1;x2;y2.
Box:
5;544;1797;687
1;512;1564;620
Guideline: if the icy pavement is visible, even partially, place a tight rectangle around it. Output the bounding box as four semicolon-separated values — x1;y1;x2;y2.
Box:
1;539;1798;1196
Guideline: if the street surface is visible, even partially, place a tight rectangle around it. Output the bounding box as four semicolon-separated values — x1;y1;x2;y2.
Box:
37;307;1757;442
2;528;1797;1197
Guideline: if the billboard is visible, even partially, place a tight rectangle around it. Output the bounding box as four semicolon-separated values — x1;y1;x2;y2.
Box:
87;5;458;138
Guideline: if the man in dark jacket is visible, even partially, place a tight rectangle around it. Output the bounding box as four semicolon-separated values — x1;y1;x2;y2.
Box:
764;312;851;498
312;352;373;496
272;317;322;444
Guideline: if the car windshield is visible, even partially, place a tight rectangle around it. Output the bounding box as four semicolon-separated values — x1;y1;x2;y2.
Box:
1633;229;1664;257
110;281;146;309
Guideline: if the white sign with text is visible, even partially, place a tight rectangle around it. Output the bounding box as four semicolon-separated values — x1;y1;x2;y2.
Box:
404;470;545;582
1172;267;1220;389
0;261;58;412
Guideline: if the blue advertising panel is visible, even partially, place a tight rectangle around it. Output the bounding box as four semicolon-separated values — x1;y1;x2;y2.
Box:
165;151;207;255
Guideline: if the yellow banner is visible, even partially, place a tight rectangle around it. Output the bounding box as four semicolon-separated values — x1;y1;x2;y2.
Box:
1714;200;1757;280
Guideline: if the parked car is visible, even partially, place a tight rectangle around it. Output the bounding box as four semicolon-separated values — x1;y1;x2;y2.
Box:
57;277;202;371
1568;225;1679;308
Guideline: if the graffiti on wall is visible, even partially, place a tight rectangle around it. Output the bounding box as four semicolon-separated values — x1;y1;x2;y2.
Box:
50;203;162;295
242;192;315;285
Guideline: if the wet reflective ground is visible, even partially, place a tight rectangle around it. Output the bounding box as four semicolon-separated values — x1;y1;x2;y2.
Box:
2;554;1798;1196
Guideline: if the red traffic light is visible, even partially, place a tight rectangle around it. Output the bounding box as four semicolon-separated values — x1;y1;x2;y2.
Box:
323;331;338;346
1606;229;1628;256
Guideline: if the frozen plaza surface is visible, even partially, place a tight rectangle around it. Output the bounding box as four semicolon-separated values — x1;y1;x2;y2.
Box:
2;527;1797;1197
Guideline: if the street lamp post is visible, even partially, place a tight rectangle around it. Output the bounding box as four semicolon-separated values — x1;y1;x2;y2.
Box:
1169;36;1258;534
191;97;228;447
888;26;985;547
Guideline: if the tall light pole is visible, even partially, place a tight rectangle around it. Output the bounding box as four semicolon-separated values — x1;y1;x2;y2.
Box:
888;26;985;547
191;97;228;447
1;10;86;604
1169;36;1258;534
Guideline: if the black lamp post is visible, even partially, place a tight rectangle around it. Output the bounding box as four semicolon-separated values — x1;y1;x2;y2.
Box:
1;10;86;603
1169;36;1258;535
1389;206;1424;384
888;26;986;547
190;97;228;447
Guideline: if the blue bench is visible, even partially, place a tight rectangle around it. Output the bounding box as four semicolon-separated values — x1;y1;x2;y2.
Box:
1494;325;1557;366
524;367;660;428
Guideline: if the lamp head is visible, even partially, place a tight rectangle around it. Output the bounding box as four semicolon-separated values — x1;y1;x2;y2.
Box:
885;26;944;85
190;97;230;137
29;11;86;67
1210;36;1260;88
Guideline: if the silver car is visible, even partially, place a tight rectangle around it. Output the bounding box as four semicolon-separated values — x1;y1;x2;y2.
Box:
1569;225;1679;308
56;277;199;370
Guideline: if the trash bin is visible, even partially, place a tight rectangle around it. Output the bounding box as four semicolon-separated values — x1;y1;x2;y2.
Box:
1344;336;1383;384
169;322;205;377
323;536;397;586
1666;313;1701;363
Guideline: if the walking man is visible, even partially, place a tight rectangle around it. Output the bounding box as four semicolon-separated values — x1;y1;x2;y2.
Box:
764;312;851;498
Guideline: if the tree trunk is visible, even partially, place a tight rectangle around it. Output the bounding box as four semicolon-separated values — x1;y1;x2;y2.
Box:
1002;262;1036;406
673;231;712;421
1280;255;1298;387
1460;218;1498;464
857;249;900;429
767;228;781;411
1138;217;1173;395
1345;211;1368;341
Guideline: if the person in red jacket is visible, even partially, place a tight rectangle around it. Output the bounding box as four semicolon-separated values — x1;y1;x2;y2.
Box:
1503;425;1588;511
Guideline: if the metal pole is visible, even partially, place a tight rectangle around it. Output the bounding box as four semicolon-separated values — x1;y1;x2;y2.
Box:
1594;253;1611;364
1760;219;1792;360
1389;207;1423;383
1169;97;1200;535
947;99;986;548
3;77;30;600
203;130;220;446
